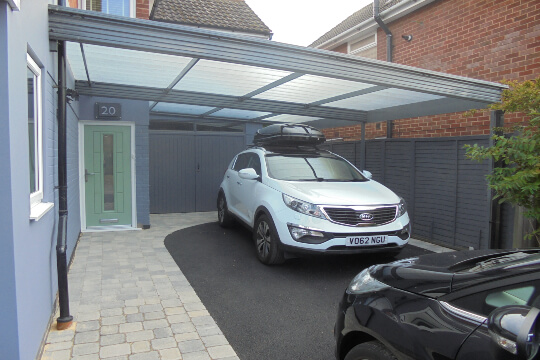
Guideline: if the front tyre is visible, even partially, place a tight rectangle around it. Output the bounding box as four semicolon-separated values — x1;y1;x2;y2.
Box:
217;193;234;227
344;341;397;360
253;214;285;265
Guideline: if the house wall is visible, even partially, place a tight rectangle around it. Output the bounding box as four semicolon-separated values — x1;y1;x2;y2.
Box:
136;0;152;19
322;0;540;140
0;2;81;360
78;96;151;227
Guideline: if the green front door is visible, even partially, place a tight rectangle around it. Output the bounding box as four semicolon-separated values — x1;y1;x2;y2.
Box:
84;125;132;227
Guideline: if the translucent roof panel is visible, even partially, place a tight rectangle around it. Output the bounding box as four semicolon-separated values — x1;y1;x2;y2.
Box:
210;108;271;119
254;75;374;104
264;114;323;124
152;102;215;115
66;43;194;88
173;59;292;96
327;88;445;111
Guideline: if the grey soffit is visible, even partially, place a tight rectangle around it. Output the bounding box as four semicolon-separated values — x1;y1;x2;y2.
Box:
49;5;506;127
150;0;272;36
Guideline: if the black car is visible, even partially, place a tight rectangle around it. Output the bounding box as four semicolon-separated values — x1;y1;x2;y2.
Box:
335;249;540;360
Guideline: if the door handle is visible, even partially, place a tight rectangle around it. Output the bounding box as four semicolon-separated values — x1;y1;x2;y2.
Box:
85;169;96;182
237;181;242;185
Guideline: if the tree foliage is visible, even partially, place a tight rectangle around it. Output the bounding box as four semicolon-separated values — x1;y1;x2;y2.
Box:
464;77;540;245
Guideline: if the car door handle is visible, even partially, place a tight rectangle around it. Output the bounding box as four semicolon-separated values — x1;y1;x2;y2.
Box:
237;181;242;185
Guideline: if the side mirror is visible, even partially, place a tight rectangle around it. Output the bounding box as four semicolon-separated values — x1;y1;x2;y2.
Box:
488;305;539;359
238;168;260;180
362;170;373;180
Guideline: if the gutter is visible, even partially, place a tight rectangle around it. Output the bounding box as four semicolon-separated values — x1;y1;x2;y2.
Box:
374;0;392;62
55;0;73;331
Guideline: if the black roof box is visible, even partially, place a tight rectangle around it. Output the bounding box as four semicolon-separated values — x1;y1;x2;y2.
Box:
253;124;326;146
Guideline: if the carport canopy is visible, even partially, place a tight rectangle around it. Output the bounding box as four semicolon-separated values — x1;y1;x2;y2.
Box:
48;5;506;130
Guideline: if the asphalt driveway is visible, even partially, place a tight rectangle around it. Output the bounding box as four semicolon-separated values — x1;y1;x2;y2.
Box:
164;222;433;360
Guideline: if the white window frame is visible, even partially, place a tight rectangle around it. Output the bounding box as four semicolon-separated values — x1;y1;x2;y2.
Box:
80;0;136;18
27;54;44;208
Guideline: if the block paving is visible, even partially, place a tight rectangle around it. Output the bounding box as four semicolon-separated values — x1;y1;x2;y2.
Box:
40;212;239;360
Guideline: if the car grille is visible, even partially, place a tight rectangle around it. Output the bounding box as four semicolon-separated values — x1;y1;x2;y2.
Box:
322;206;397;226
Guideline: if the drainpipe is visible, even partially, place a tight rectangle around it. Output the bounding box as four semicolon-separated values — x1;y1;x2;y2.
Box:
374;0;394;137
55;0;73;331
374;0;393;62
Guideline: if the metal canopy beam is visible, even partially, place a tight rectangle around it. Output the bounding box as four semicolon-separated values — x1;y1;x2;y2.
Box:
309;85;387;106
150;58;199;111
150;112;281;125
367;97;492;123
76;81;368;121
49;5;505;105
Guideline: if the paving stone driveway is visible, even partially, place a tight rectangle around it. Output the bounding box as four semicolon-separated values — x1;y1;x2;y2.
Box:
41;212;238;360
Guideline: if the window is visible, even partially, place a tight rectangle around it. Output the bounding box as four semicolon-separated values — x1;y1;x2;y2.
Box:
233;153;261;175
27;54;53;220
27;54;43;206
265;154;366;182
69;0;135;17
86;0;131;16
450;280;540;317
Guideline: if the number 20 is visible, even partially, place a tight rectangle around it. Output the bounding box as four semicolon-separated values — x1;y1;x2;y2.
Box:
100;106;116;116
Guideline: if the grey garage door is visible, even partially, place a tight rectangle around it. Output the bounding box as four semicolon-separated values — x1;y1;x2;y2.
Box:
150;132;245;213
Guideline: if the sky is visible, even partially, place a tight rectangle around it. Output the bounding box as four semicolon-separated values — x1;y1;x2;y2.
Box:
245;0;373;46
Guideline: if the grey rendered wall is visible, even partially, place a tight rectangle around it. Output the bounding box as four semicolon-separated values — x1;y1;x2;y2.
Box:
0;2;82;360
323;136;501;250
78;96;150;226
0;4;19;360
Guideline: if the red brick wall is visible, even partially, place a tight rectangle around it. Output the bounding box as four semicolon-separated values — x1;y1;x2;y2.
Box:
136;0;150;19
324;0;540;140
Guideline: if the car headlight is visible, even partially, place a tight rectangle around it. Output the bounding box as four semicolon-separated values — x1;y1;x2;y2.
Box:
282;194;326;219
398;197;407;217
347;268;389;295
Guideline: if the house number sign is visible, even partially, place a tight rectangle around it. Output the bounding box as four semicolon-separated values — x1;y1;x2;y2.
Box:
95;102;122;120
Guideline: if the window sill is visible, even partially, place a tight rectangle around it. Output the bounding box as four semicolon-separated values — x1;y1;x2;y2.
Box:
30;202;54;221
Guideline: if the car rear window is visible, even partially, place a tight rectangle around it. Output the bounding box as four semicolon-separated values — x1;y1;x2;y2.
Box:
265;154;366;182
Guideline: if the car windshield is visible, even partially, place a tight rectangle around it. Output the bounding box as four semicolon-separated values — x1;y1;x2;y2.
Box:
265;154;367;181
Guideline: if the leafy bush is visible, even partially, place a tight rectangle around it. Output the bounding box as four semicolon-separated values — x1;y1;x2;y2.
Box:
464;77;540;245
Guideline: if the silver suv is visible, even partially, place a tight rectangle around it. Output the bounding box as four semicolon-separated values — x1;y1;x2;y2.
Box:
217;125;410;265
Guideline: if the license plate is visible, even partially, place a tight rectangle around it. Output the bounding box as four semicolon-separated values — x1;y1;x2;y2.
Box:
346;235;387;247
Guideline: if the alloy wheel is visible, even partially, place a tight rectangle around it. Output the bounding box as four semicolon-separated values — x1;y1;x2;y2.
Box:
256;221;271;258
218;196;225;223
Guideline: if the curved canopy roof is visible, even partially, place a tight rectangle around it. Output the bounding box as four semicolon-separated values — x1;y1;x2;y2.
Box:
48;5;505;129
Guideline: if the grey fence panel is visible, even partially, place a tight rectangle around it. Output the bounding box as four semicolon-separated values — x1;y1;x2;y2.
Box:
413;140;458;246
365;141;384;182
384;141;413;213
329;142;356;164
456;138;491;249
150;133;196;213
500;202;515;248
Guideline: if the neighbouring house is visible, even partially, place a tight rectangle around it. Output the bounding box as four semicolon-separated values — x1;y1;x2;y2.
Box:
0;1;505;359
310;0;540;140
150;0;272;39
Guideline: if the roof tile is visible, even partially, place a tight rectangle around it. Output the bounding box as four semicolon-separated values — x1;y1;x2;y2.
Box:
150;0;272;36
